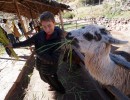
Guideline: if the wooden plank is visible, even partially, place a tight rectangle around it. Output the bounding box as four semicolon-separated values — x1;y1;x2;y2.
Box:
17;1;38;14
24;0;69;11
14;0;33;52
106;86;130;100
14;0;27;36
72;46;84;62
59;10;64;30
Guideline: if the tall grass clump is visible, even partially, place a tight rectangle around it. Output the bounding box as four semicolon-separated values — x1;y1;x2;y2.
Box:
0;27;19;59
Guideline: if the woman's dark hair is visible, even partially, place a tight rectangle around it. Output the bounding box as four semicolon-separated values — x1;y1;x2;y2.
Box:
40;11;55;22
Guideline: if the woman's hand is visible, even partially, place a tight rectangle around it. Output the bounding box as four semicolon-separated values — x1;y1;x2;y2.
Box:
6;43;13;48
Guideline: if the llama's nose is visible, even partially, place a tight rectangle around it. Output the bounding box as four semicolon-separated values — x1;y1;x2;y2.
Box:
66;32;73;40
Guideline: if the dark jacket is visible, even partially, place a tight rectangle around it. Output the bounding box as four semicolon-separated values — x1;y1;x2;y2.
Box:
13;26;63;74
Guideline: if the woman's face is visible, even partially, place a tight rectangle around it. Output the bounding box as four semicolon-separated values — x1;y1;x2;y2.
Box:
41;20;55;35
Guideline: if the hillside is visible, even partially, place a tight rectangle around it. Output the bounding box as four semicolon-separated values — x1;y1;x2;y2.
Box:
59;0;130;19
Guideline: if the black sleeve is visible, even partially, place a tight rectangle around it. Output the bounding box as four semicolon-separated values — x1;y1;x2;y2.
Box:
13;35;36;48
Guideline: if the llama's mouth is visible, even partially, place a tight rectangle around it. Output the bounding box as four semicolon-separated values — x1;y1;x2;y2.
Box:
66;32;73;40
71;38;80;48
66;33;80;48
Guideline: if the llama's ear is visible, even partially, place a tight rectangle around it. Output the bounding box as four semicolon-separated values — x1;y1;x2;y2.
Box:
104;36;128;45
110;54;130;70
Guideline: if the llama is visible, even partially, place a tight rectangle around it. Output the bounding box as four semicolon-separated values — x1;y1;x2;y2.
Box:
67;25;130;95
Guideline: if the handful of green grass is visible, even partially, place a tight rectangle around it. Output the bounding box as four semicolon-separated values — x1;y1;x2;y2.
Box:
0;27;19;59
37;38;73;71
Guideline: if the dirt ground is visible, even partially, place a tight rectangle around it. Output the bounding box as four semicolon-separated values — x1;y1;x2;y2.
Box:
24;68;56;100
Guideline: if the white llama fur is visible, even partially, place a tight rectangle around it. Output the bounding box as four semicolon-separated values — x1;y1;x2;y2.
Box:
69;25;130;95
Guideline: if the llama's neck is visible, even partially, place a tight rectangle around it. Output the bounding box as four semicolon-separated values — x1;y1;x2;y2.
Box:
84;45;114;84
84;44;111;66
84;49;111;71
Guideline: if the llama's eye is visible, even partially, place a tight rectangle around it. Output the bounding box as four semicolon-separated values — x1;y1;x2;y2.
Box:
94;32;102;41
82;26;85;29
100;28;107;35
83;33;94;41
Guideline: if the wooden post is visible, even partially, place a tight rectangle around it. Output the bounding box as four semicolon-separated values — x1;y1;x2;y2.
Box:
29;9;35;28
29;9;37;33
58;10;64;31
14;0;33;52
106;86;130;100
14;0;27;34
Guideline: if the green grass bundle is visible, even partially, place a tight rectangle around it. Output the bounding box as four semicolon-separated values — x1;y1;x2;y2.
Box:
0;27;19;59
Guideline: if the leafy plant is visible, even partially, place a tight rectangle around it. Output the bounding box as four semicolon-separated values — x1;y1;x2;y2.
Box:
0;27;19;59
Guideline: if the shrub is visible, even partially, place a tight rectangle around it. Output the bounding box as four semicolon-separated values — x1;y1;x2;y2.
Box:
63;12;75;19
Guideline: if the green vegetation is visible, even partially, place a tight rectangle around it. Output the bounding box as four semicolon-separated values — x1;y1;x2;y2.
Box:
0;27;19;59
63;12;75;19
102;2;130;19
0;46;5;55
62;0;130;19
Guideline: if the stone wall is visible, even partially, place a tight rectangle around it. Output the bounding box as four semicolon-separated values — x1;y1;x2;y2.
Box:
86;17;130;31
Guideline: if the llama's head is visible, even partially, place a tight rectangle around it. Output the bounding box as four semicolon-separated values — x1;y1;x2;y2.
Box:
67;25;128;55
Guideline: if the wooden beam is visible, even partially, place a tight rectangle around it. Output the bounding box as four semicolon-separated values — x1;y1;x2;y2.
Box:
17;2;30;10
18;1;39;14
24;2;38;24
0;2;5;10
106;86;130;100
0;1;12;3
14;0;33;52
72;46;84;61
14;0;27;34
34;3;40;15
58;10;64;30
24;0;67;11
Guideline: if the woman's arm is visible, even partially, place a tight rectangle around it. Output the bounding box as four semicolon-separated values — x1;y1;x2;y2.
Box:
6;34;37;48
13;35;36;48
